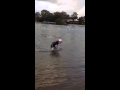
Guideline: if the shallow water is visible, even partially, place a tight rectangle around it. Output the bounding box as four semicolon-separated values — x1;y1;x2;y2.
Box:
35;23;85;90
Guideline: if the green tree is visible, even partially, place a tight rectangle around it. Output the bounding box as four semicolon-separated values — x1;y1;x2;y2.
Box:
55;18;66;25
53;11;69;24
78;16;85;25
71;12;78;23
53;12;62;21
35;10;76;25
47;13;54;22
35;12;41;22
41;10;50;21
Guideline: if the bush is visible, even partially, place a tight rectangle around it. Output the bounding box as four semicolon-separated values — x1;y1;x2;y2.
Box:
55;18;66;25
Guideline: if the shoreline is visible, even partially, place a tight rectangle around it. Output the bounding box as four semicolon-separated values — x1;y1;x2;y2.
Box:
35;22;85;26
66;24;85;26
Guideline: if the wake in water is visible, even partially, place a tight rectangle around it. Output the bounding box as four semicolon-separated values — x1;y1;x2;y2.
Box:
35;47;62;52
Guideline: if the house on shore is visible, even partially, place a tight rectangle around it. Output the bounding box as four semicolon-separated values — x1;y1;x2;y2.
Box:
65;19;79;24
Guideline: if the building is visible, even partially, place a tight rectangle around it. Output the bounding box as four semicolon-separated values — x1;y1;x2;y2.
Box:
65;19;79;24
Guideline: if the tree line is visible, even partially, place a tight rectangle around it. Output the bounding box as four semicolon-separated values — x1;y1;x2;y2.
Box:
35;9;85;25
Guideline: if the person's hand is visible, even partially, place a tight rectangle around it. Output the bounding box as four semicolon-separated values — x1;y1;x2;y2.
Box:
51;47;54;50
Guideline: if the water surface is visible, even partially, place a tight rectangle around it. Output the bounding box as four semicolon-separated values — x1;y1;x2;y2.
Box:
35;23;85;90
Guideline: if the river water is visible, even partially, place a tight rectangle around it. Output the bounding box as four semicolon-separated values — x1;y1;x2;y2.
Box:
35;23;85;90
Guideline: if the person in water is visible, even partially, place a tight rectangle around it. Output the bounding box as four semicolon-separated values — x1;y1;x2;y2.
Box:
51;39;62;50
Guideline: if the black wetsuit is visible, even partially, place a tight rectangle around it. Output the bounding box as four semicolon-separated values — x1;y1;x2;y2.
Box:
51;41;59;49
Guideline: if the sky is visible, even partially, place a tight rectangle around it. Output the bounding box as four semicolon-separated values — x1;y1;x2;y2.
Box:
35;0;85;17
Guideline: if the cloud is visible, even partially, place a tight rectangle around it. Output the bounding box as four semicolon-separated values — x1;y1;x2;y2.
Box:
35;0;85;17
77;6;85;17
36;0;58;3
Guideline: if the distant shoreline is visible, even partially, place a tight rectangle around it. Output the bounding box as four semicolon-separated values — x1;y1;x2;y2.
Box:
35;22;85;26
66;24;85;26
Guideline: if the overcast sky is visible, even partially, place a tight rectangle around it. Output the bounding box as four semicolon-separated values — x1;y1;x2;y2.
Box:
35;0;85;17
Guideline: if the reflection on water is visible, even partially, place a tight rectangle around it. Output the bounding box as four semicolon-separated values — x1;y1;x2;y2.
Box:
50;51;61;58
35;23;85;90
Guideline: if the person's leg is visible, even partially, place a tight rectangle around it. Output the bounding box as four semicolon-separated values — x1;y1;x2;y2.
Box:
55;45;59;50
54;46;57;50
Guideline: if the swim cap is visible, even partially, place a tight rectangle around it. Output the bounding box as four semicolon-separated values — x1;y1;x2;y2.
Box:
58;39;62;42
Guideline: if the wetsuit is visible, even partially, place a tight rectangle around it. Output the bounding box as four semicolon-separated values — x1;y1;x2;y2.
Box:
51;41;59;49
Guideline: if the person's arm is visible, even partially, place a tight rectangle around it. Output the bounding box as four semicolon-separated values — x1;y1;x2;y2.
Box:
51;43;56;50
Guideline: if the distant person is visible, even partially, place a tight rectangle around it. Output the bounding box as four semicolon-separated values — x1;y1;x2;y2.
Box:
51;39;62;50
